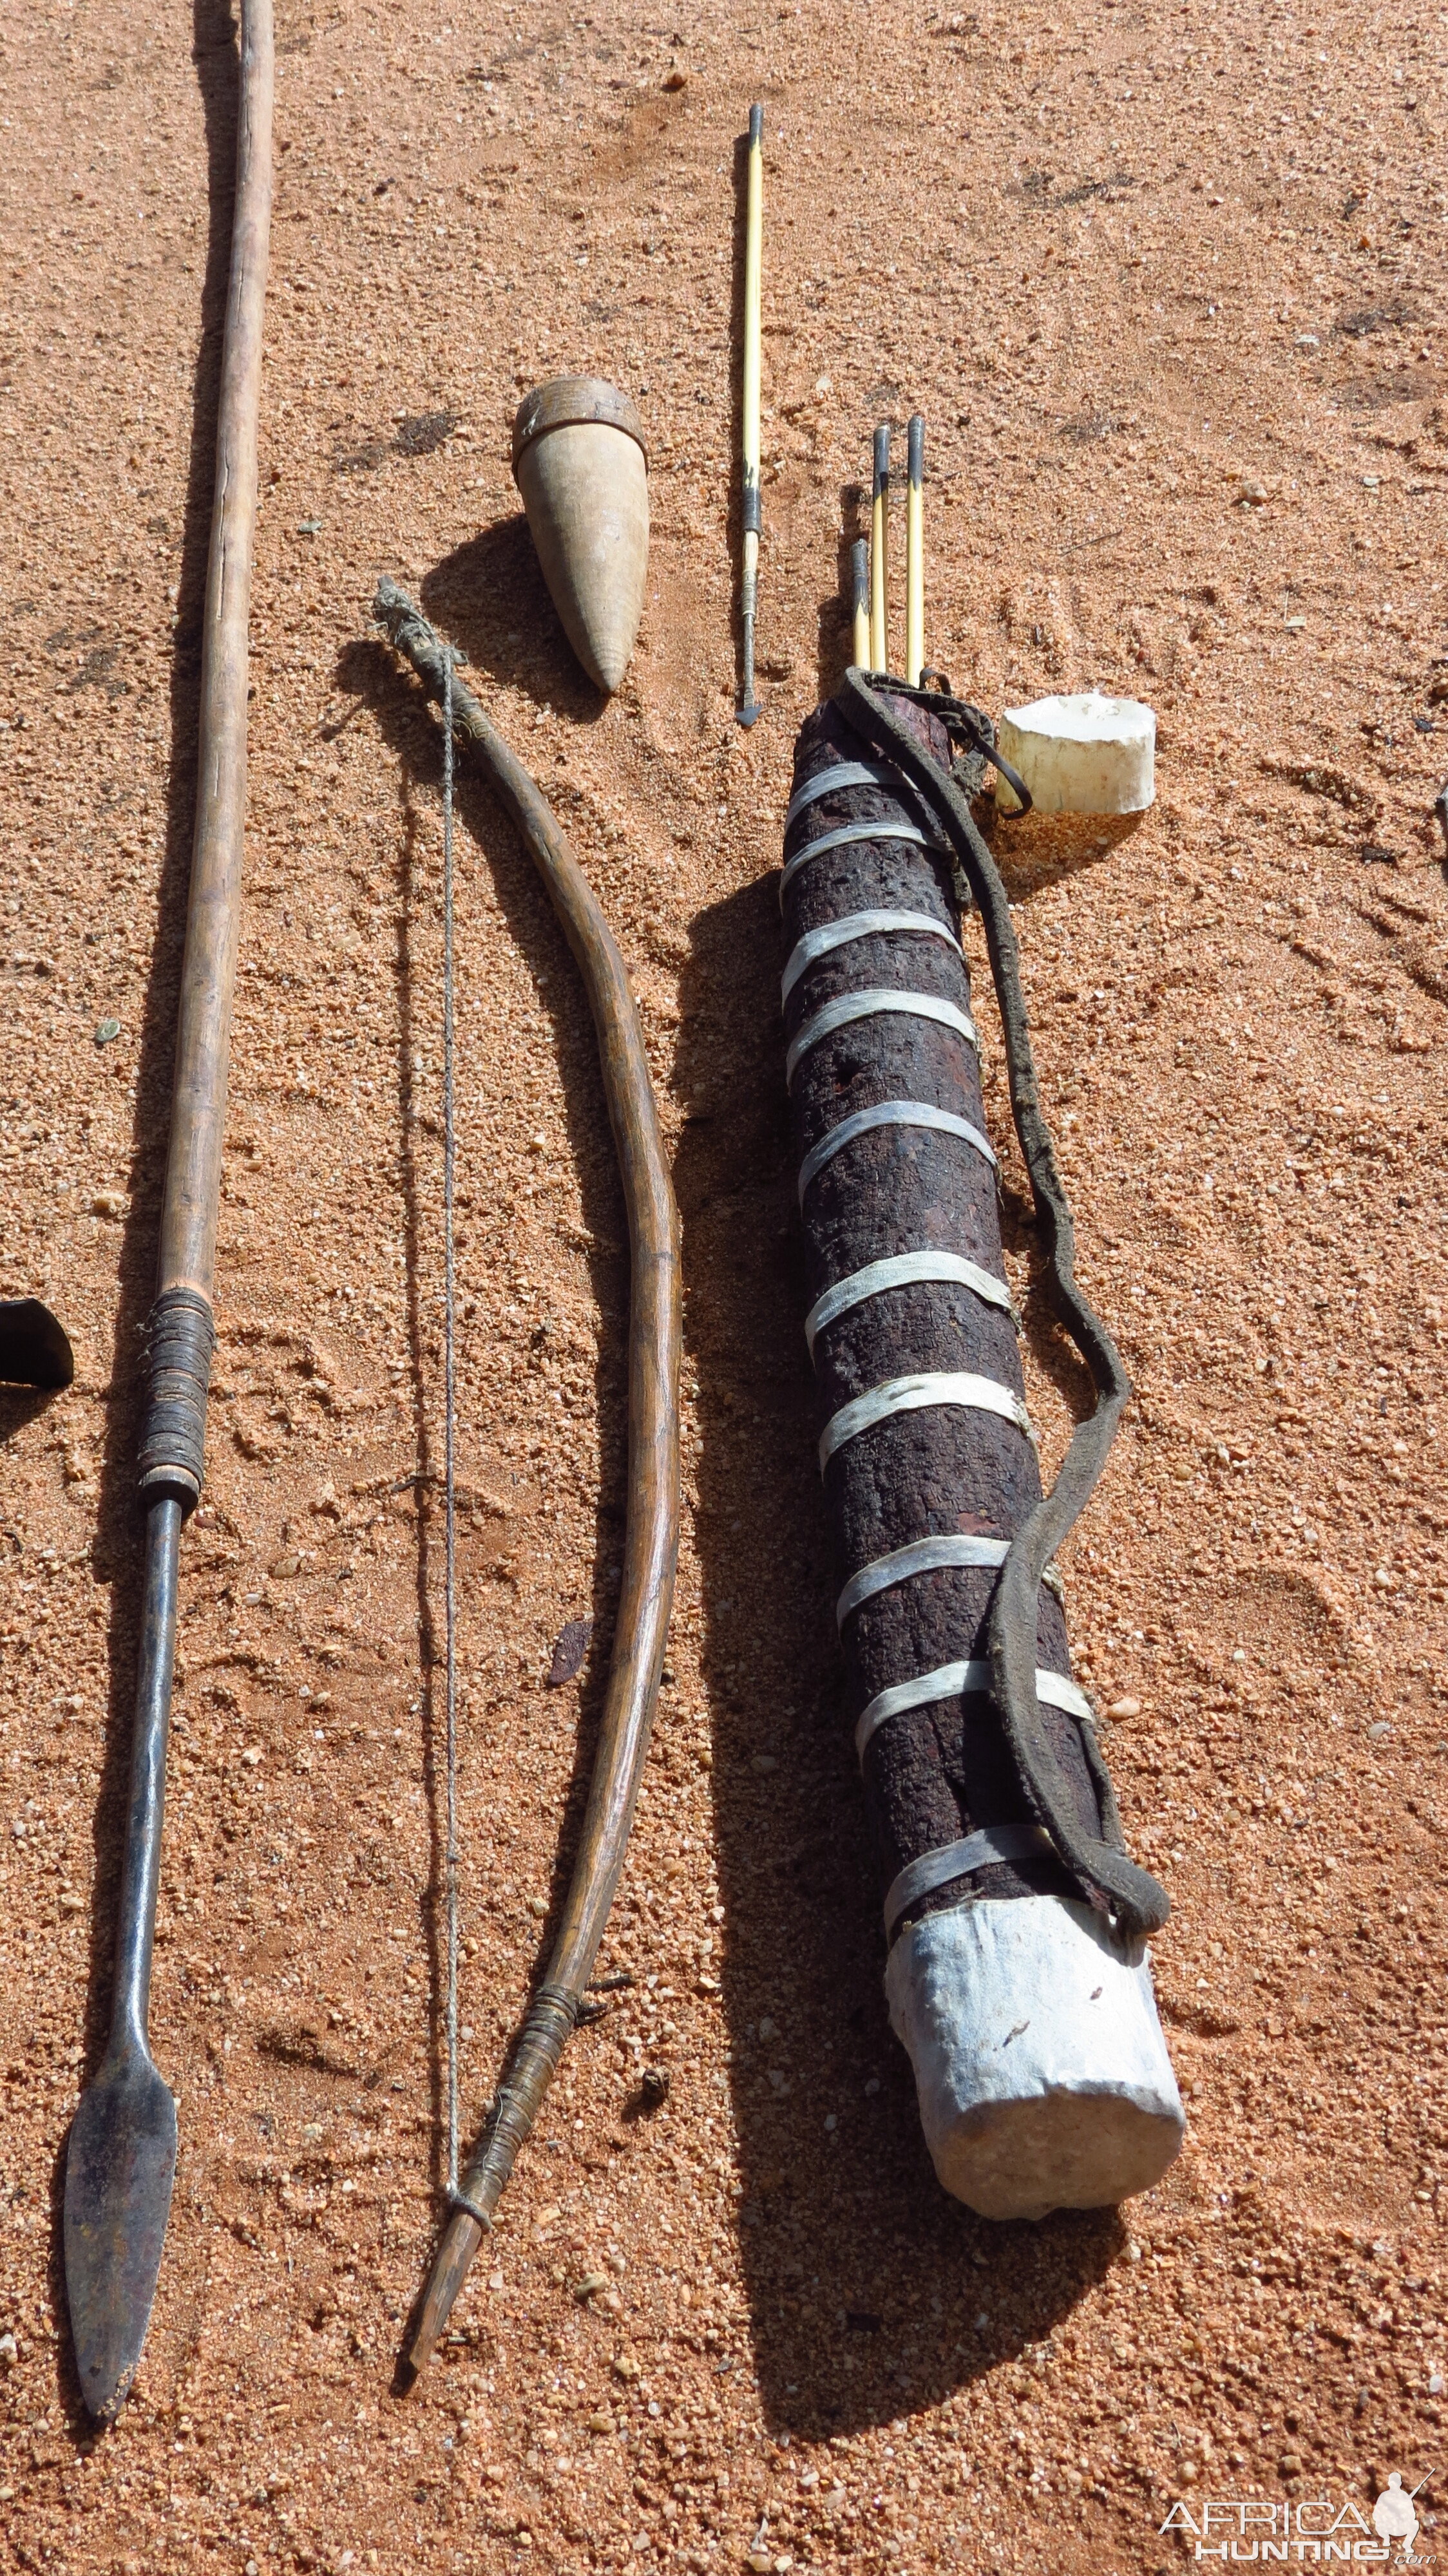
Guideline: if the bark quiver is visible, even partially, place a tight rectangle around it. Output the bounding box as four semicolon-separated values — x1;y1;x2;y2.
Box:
782;692;1183;2221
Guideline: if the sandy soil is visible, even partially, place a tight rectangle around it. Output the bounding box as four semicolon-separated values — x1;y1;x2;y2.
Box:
3;0;1448;2569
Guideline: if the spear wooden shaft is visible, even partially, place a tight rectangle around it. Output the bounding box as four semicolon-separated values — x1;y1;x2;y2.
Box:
64;0;272;2425
159;19;272;1309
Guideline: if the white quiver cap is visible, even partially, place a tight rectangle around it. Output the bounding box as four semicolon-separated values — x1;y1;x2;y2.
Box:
995;690;1156;819
884;1893;1185;2221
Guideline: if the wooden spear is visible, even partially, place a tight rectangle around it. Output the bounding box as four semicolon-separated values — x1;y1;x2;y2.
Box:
64;0;273;2425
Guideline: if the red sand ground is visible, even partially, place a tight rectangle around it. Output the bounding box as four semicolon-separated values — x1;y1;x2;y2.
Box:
2;2;1447;2571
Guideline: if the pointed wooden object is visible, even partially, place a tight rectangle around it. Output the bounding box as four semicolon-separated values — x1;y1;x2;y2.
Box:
512;377;648;694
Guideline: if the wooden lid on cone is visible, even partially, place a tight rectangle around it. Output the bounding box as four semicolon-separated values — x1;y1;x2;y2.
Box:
511;376;647;473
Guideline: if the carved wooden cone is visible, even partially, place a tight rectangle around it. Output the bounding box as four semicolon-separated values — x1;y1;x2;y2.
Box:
512;377;649;695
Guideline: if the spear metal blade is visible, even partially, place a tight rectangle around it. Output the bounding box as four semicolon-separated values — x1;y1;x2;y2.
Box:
64;2045;176;2423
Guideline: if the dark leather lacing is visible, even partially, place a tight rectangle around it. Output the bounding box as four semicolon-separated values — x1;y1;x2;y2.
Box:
137;1285;215;1515
835;667;1170;1940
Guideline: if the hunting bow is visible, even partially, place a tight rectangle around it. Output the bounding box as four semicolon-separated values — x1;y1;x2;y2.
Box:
373;580;682;2374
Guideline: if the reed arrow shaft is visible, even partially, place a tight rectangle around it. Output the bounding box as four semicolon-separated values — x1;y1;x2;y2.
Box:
64;0;272;2427
870;422;890;675
905;413;925;688
850;537;870;673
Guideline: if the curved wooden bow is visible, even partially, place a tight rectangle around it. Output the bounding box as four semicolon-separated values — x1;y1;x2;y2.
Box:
374;580;681;2374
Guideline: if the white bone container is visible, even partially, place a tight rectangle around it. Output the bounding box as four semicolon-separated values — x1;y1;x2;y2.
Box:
995;691;1156;817
884;1892;1185;2221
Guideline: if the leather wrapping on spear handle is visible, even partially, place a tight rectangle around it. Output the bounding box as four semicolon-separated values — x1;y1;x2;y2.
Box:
140;0;273;1513
372;581;681;2370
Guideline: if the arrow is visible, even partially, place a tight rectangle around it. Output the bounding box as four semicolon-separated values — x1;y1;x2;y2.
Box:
737;104;764;725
